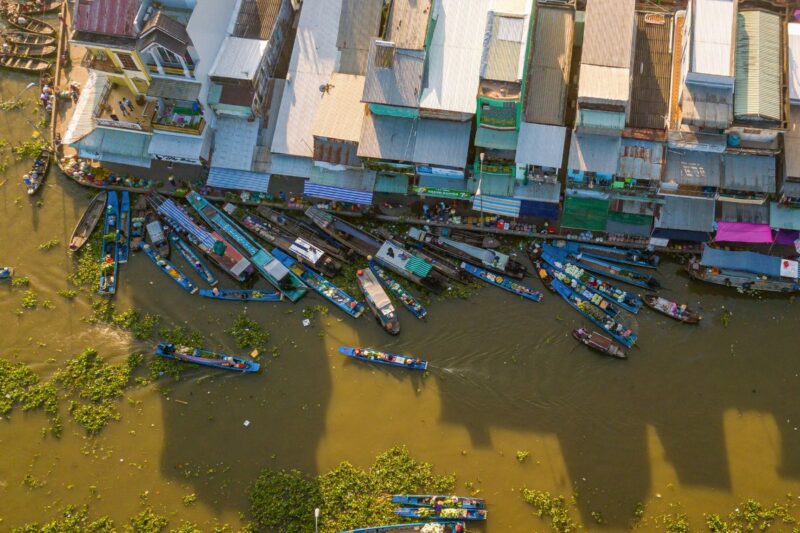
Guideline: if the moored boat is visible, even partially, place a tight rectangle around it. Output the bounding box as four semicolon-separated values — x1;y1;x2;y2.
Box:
435;227;500;249
2;31;55;45
394;508;486;521
374;240;447;292
338;522;465;533
356;267;400;335
572;328;627;359
643;295;701;324
539;261;625;319
170;232;218;286
116;191;131;263
155;342;260;373
129;195;147;251
4;12;55;34
258;205;353;261
3;42;55;57
338;347;427;370
391;495;485;510
13;0;65;14
369;261;427;319
0;267;14;280
550;240;660;269
686;246;800;293
305;206;381;258
544;244;659;290
198;288;282;302
145;214;170;258
271;248;364;318
461;262;541;302
69;191;106;251
141;243;198;294
98;191;119;295
23;147;49;194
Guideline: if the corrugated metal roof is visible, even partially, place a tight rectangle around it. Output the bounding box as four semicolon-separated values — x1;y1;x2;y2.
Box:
419;0;491;114
362;40;425;108
480;12;527;82
770;203;800;231
309;166;376;191
785;107;800;179
577;109;626;132
63;72;104;145
74;0;138;37
567;134;621;175
790;23;800;104
629;12;673;130
617;139;664;182
513;180;560;203
149;130;210;161
515;123;566;169
414;119;470;168
474;127;519;151
722;153;775;193
311;73;366;143
385;0;433;50
680;84;732;129
654;194;715;232
688;0;736;79
358;113;416;161
374;174;410;194
214;116;261;171
207;167;271;193
524;5;574;125
734;10;782;124
718;202;769;224
664;149;721;187
577;64;630;106
75;127;152;168
581;0;635;68
337;0;383;75
233;0;283;40
208;37;268;81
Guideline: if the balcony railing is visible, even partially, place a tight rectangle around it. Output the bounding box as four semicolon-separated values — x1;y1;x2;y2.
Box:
473;159;515;177
152;116;206;135
81;53;122;74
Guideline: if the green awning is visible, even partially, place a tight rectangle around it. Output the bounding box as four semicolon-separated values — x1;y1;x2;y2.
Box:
477;174;515;196
406;256;432;277
560;195;610;231
374;173;410;194
474;127;519;150
607;211;654;226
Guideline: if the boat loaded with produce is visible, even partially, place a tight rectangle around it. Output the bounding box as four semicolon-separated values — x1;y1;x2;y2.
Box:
198;288;282;302
141;244;198;295
391;495;485;510
338;347;427;370
539;261;626;319
394;507;486;521
98;191;119;295
545;245;659;290
461;262;541;302
169;232;218;286
22;147;49;194
369;260;427;319
338;522;465;533
155;342;260;373
116;191;131;263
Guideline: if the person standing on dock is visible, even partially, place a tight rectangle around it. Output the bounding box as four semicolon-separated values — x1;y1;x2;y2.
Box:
122;97;134;112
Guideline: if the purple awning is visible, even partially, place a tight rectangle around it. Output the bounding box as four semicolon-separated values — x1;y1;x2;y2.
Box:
714;221;774;244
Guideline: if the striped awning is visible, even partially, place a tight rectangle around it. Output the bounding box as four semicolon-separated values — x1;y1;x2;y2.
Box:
207;167;271;193
157;199;217;250
303;182;374;205
472;194;521;217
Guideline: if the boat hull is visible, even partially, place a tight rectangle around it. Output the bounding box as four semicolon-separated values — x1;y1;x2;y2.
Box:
117;191;131;263
141;244;198;294
198;289;282;301
391;495;485;510
369;261;427;319
551;279;637;347
356;269;400;335
686;261;800;293
643;295;701;323
170;233;218;286
461;262;541;302
544;245;658;290
69;191;106;251
155;342;260;372
394;508;486;521
338;347;427;370
572;328;627;359
98;191;119;295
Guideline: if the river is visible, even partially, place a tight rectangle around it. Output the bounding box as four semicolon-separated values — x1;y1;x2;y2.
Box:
2;69;800;532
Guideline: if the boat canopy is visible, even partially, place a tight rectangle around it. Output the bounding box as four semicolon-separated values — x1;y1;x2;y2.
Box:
361;269;392;309
376;241;433;277
699;245;796;278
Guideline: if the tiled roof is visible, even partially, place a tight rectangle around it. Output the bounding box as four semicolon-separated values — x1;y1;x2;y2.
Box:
362;40;425;108
74;0;138;38
734;10;782;124
581;0;635;68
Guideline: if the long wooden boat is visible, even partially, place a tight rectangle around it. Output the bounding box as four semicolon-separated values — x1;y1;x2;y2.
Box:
150;195;254;282
539;261;625;320
4;13;55;35
169;233;218;286
408;227;527;279
461;262;541;302
338;522;465;533
402;239;467;283
391;496;485;510
338;347;427;370
0;267;14;280
435;227;500;249
394;508;486;521
155;342;260;373
540;251;642;313
643;295;701;324
258;205;353;261
130;195;147;251
13;0;65;14
2;31;55;45
356;267;399;335
98;191;119;295
69;191;106;251
23;147;49;194
230;206;340;277
198;288;282;302
572;328;627;359
544;245;659;290
686;247;800;293
141;243;198;294
305;206;382;259
186;192;307;302
374;240;448;292
4;42;55;57
369;261;427;319
550;240;660;269
145;213;170;258
551;278;637;347
116;191;131;263
271;248;364;319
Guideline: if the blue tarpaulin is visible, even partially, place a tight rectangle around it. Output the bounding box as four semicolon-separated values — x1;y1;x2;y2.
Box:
700;246;781;277
651;228;711;242
207;167;271;193
518;199;560;219
303;182;374;205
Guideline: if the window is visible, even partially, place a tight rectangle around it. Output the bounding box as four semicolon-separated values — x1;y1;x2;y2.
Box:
157;46;180;65
374;43;395;69
115;52;138;70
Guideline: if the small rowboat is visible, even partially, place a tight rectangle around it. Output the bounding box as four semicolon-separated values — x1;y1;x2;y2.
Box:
3;42;55;57
169;233;218;286
369;260;427;319
461;262;542;302
4;13;56;35
141;243;198;294
155;342;260;373
356;267;399;335
391;495;485;510
2;31;56;46
69;191;106;251
116;191;131;263
394;507;486;521
23;148;49;195
13;0;65;14
98;192;119;295
0;52;51;73
572;328;627;359
0;267;14;280
338;347;427;370
339;522;465;533
198;288;282;302
643;295;701;324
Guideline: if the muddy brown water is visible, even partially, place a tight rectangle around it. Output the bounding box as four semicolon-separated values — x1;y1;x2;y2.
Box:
2;73;800;532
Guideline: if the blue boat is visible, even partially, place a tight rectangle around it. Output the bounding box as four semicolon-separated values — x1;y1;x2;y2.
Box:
198;288;282;302
369;261;427;319
540;251;642;313
539;262;626;320
338;522;465;533
394;508;486;521
550;240;660;269
155;342;260;373
117;191;131;263
170;233;218;286
391;495;485;510
141;243;198;294
551;278;637;347
543;244;659;290
461;262;541;302
186;192;308;302
0;267;13;280
338;347;427;370
271;248;364;318
98;191;119;295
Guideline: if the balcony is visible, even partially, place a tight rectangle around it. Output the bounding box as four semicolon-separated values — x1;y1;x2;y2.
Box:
473;158;515;177
81;52;122;75
93;82;153;132
151;101;205;135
